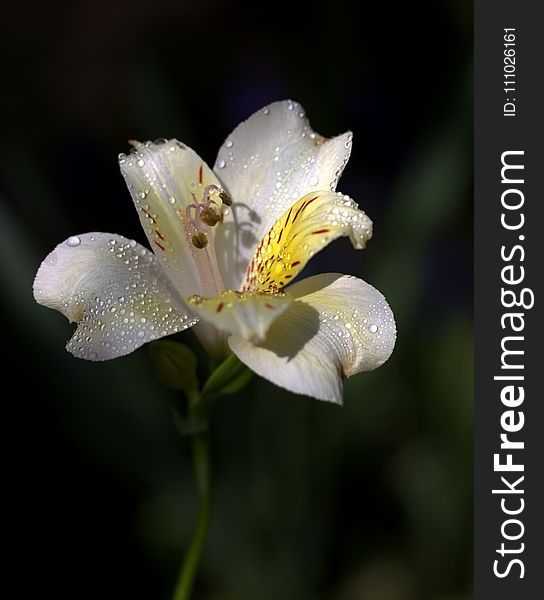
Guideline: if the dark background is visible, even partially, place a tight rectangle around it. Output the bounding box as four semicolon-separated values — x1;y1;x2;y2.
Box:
1;1;472;599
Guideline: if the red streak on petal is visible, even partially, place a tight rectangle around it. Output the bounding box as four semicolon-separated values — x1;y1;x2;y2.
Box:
286;206;293;223
216;302;224;313
312;229;330;234
265;303;276;309
293;202;307;222
291;261;301;267
154;241;166;251
155;229;165;240
198;165;203;185
141;208;156;224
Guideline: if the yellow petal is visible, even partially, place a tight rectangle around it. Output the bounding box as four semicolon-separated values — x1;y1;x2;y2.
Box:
242;191;372;293
186;290;292;343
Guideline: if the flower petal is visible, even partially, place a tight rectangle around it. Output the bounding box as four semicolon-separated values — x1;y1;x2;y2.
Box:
186;290;292;343
33;233;197;360
119;140;225;297
242;191;372;293
229;274;396;403
213;100;353;289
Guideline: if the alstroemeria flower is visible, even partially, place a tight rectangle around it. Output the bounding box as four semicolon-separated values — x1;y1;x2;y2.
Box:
34;101;396;403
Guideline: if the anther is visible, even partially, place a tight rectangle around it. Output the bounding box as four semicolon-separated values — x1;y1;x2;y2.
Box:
219;191;232;206
191;232;209;249
200;207;221;226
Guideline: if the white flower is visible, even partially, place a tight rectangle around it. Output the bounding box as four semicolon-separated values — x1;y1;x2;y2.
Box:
33;100;396;403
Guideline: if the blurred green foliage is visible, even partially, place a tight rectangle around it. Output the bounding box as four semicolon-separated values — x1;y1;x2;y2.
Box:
1;1;472;599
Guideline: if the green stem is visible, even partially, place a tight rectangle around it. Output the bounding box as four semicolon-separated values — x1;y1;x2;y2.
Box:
172;429;211;600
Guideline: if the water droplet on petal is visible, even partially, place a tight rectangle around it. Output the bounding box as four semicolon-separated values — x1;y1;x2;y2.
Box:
309;175;319;186
66;236;81;247
218;159;226;169
225;139;233;148
368;324;378;333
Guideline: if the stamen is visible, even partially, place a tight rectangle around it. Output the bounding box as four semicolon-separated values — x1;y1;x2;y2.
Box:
200;207;221;226
203;184;220;203
192;232;208;249
185;185;229;234
219;191;232;206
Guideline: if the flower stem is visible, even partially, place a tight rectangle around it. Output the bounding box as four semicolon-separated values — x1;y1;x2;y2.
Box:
172;428;211;600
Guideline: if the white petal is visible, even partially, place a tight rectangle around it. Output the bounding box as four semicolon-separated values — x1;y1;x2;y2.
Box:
119;140;225;297
186;290;292;343
213;100;352;289
229;274;396;403
33;233;197;360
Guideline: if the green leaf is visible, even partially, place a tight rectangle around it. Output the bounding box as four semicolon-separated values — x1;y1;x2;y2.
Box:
202;354;252;399
149;340;199;397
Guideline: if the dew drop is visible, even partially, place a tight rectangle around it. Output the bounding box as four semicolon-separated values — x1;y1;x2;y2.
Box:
309;175;319;186
66;236;81;247
368;324;378;333
218;159;226;169
137;159;145;167
225;139;233;148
